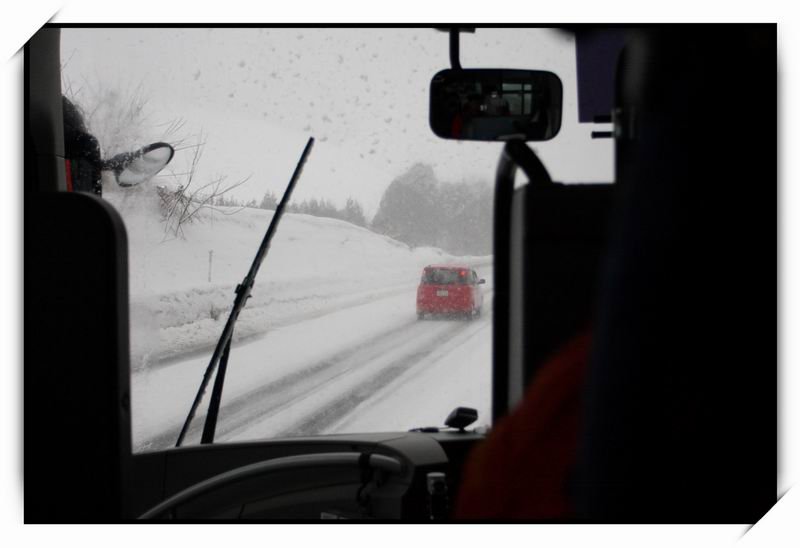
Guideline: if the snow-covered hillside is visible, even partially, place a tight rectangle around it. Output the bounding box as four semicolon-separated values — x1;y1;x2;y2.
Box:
104;180;493;452
105;179;483;368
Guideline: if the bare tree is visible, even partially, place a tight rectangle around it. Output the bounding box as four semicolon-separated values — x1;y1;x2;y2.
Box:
157;136;250;240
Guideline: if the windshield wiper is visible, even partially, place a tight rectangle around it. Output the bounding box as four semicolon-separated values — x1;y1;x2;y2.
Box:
175;137;315;447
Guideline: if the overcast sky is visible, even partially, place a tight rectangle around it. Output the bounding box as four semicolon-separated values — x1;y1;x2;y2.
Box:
61;27;613;215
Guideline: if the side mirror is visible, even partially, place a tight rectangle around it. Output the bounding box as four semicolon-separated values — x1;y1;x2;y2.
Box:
103;142;175;187
478;278;486;285
430;68;563;141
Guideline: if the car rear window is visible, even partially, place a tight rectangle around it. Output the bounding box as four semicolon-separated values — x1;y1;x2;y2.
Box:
422;268;470;285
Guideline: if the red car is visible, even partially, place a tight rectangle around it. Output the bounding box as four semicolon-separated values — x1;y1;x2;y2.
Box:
416;265;485;320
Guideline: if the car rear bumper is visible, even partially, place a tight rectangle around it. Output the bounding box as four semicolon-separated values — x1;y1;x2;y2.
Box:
417;299;474;314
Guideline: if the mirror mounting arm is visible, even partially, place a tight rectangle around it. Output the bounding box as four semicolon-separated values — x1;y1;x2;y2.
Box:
492;140;552;420
500;140;554;187
440;27;475;70
449;29;462;69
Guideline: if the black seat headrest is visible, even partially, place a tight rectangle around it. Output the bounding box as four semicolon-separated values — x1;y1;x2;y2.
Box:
26;192;132;522
574;27;777;522
509;182;613;396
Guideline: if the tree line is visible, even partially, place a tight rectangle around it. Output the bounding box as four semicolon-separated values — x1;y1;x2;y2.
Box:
371;163;492;256
211;191;367;228
211;163;492;256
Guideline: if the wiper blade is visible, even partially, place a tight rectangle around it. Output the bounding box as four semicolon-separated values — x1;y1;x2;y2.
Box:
175;137;315;447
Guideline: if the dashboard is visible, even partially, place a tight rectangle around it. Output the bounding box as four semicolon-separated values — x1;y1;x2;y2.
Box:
130;431;484;520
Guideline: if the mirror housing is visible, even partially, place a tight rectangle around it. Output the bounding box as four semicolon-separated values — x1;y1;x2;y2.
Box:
444;406;478;431
103;142;175;187
430;69;563;141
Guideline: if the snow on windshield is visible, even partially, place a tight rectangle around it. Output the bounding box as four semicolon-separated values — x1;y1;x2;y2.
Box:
61;28;611;451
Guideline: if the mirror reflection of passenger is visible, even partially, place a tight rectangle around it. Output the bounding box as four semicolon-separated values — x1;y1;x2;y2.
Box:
451;95;482;138
483;86;510;115
514;108;549;139
446;94;464;138
513;88;551;139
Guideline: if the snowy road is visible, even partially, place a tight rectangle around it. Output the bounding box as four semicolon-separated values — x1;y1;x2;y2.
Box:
132;275;493;452
112;191;494;451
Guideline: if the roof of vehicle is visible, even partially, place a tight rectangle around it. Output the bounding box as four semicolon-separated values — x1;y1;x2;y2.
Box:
424;264;474;270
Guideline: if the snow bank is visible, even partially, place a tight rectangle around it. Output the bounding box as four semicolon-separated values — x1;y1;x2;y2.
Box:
103;178;490;370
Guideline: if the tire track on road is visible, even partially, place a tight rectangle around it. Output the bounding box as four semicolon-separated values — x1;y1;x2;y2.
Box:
147;282;417;369
137;286;493;451
139;315;460;450
278;296;494;437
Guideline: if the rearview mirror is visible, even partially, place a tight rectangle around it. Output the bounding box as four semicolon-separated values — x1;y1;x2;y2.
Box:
103;142;175;187
430;69;563;141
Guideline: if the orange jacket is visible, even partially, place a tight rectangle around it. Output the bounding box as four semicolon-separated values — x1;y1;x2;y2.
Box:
454;331;591;519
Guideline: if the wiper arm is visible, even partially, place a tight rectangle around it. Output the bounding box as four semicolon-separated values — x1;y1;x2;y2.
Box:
176;137;315;447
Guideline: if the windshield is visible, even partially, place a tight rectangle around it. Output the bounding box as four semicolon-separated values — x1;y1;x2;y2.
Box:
60;27;612;451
